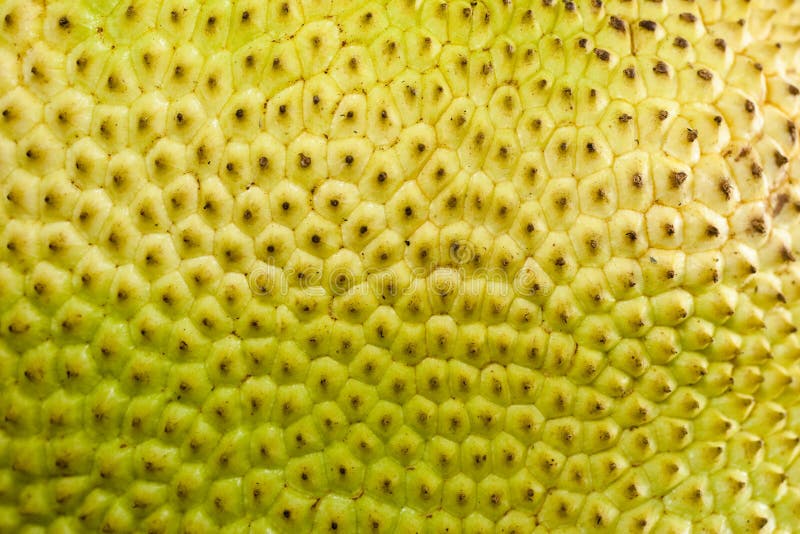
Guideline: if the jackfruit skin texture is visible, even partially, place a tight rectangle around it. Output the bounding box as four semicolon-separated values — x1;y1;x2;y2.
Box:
1;0;800;533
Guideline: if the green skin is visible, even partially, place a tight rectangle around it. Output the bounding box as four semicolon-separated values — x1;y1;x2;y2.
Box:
1;0;800;532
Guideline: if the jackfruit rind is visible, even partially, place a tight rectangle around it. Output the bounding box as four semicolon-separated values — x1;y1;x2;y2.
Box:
1;0;800;532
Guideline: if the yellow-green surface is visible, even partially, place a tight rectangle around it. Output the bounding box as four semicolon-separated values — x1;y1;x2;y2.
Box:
1;0;800;532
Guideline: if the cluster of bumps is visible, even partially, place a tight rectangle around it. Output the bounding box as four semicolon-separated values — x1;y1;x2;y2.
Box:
2;0;800;532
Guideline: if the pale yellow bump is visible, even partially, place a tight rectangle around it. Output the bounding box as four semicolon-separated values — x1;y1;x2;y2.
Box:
566;267;612;316
259;39;302;98
483;128;520;183
639;57;679;100
163;174;199;226
683;250;723;291
329;45;376;94
230;187;269;237
430;171;470;227
327;93;366;140
435;96;475;150
213;223;255;273
423;315;458;364
293;19;340;78
635;98;679;153
415;147;460;200
232;41;271;95
161;44;203;100
217;89;264;143
599;100;639;156
754;137;792;185
16;124;64;178
717;88;765;141
405;28;443;76
572;82;606;125
143;140;183;191
487;85;522;130
2;168;39;220
678;316;716;352
264;179;308;230
680;201;729;253
172;214;214;260
368;26;407;84
538;177;577;232
513;257;554;305
608;209;649;259
65;34;109;94
567;216;610;268
542;285;584;333
264;82;304;145
466;49;498;107
249;132;286;188
442;1;473;46
71;189;112;242
128;184;168;234
20;41;67;100
135;232;181;281
457;106;494;173
42;89;92;143
650;288;694;326
363;86;400;146
545;77;577;127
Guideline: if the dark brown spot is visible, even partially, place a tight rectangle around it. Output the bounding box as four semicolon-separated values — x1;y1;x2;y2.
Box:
653;62;669;75
609;15;626;32
719;179;732;199
639;20;657;31
594;48;610;61
674;36;689;48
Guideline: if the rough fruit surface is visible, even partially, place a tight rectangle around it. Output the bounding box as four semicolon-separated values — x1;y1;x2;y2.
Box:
2;0;800;532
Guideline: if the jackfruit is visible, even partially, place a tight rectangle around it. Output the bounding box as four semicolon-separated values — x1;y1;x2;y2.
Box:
1;0;800;532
